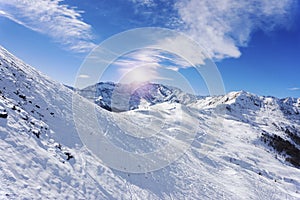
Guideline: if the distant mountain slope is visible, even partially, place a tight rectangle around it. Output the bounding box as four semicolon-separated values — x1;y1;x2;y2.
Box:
192;91;300;167
0;45;300;199
77;82;197;112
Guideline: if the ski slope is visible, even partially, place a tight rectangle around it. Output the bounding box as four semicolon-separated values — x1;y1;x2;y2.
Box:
0;45;300;199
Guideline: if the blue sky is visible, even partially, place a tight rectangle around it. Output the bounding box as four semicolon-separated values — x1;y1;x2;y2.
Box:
0;0;299;98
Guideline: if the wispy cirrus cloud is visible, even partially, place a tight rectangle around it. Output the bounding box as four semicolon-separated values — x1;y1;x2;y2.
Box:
113;49;190;71
112;49;188;83
78;74;90;79
0;0;96;53
174;0;296;60
130;0;156;7
288;87;300;91
130;0;296;62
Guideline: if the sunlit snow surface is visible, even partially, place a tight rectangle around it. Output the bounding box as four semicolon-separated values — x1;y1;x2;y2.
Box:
1;46;300;199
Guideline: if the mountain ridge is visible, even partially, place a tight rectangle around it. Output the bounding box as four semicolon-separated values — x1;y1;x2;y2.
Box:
75;81;300;115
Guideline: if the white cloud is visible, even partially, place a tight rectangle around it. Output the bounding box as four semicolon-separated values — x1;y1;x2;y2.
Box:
111;49;186;83
156;34;207;65
114;50;163;82
130;0;295;61
288;87;300;91
78;74;90;79
0;0;96;53
130;0;156;8
113;49;191;72
174;0;295;60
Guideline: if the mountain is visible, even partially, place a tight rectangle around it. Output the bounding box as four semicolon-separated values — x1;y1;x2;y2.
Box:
77;82;197;112
0;45;300;199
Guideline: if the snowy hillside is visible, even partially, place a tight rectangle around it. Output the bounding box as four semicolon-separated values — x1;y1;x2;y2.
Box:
1;45;300;199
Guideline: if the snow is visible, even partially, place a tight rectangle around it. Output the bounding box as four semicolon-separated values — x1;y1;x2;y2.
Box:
0;45;300;199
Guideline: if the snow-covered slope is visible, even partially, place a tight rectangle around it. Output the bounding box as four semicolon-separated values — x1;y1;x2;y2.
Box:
1;45;300;199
